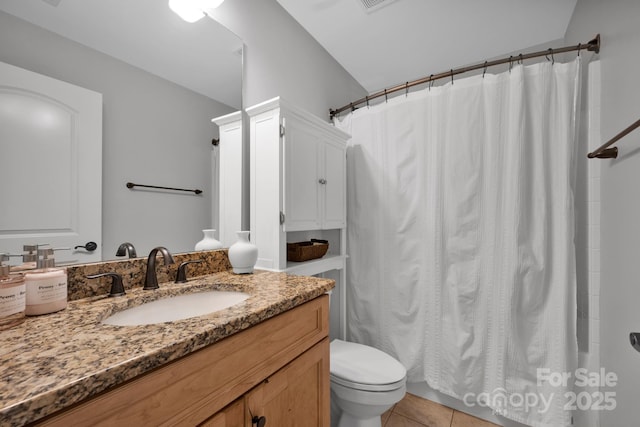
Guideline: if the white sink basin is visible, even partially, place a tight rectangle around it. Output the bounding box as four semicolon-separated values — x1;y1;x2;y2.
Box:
102;291;250;326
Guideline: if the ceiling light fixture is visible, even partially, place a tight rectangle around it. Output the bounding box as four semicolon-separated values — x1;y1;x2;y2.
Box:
168;0;224;23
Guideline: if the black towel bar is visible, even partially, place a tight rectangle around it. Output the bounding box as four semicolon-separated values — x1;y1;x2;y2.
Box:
126;182;202;195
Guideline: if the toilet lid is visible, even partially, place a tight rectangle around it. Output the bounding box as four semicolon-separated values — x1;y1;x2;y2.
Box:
330;339;406;388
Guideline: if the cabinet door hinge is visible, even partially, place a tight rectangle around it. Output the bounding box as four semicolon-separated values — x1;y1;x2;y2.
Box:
280;211;285;225
279;124;285;137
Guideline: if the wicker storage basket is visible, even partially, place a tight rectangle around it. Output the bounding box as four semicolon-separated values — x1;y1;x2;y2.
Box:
287;240;329;262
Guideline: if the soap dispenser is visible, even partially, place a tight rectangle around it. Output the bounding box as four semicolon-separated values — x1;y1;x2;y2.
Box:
24;248;68;316
10;245;38;272
0;254;26;330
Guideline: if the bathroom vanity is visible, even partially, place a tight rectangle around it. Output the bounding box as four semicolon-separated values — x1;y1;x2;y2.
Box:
0;269;333;426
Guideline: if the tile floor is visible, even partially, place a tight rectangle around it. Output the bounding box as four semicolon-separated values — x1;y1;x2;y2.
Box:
382;393;500;427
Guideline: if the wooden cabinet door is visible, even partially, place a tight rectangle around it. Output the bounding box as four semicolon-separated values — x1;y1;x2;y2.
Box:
199;398;244;427
246;338;329;427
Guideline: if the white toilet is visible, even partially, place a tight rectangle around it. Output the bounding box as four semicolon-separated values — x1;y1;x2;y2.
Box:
330;339;407;427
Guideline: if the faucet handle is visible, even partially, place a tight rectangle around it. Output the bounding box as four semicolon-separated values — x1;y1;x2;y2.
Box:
86;273;126;297
175;260;203;283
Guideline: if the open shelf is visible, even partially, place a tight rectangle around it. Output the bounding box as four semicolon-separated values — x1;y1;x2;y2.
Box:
285;254;346;276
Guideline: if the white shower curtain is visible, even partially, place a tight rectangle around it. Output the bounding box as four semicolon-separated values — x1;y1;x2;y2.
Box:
335;58;581;427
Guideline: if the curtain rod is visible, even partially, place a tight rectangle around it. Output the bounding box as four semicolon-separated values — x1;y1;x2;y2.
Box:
588;118;640;159
329;34;600;120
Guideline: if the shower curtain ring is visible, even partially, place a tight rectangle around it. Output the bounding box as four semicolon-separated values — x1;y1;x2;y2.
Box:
519;53;523;64
366;95;370;108
450;70;454;85
482;61;488;78
405;82;409;97
384;89;388;103
429;74;434;91
577;43;581;56
509;56;513;72
547;48;555;64
350;102;355;112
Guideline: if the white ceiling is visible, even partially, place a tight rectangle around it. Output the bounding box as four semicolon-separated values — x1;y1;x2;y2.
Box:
0;0;242;108
0;0;579;108
276;0;578;93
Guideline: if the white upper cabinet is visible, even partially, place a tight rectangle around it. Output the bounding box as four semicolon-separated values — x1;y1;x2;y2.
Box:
321;138;347;229
247;97;349;271
283;116;321;231
283;114;346;231
212;111;243;248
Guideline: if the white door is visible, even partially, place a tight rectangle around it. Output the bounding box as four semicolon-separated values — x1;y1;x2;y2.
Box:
0;61;102;265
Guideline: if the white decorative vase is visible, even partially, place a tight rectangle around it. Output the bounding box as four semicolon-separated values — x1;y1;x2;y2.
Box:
228;231;258;274
195;229;223;251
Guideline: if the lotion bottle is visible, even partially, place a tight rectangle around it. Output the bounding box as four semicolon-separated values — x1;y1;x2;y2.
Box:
0;254;26;329
24;248;67;316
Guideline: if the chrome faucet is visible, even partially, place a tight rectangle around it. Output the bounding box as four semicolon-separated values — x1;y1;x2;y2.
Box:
143;246;175;290
115;242;137;258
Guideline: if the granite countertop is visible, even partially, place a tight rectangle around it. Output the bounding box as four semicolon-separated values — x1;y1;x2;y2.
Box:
0;270;334;426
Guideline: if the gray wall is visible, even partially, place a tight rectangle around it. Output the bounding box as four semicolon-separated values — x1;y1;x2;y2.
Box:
0;11;234;258
210;0;367;120
210;0;367;229
566;0;640;425
0;0;366;258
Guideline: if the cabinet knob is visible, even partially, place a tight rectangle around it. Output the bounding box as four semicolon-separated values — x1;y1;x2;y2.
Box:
318;178;327;185
252;415;267;427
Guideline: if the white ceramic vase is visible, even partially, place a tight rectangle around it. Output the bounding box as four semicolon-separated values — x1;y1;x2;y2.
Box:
228;231;258;274
194;229;223;251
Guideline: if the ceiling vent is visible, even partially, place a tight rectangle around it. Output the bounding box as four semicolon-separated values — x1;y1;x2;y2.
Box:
358;0;398;13
41;0;62;7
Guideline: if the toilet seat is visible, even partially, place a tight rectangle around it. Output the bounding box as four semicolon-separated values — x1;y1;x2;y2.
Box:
330;339;407;392
330;374;406;392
